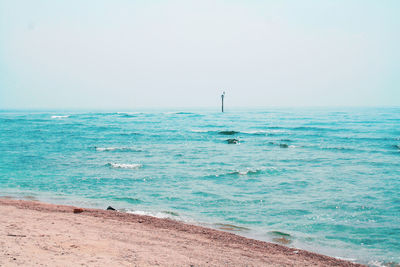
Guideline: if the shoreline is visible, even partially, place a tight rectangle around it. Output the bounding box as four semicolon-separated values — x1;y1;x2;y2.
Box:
0;198;363;266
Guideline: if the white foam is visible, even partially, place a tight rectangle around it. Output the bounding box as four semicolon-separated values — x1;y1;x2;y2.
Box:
334;256;357;262
367;260;386;267
96;147;116;152
106;163;142;169
231;167;266;176
190;129;211;133
96;147;141;152
241;130;268;134
127;210;166;218
126;210;180;219
51;115;69;119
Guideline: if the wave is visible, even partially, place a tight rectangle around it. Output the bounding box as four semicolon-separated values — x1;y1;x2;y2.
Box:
241;130;269;135
302;144;399;156
51;115;69;119
117;112;141;115
293;126;339;131
265;126;285;130
126;210;180;219
190;129;269;136
120;114;137;118
226;138;240;144
264;126;344;132
267;142;296;148
341;136;400;143
105;163;142;169
229;169;264;176
218;131;239;135
214;223;250;231
322;146;357;152
164;111;198;115
118;132;141;136
192;191;220;198
117;112;143;117
190;129;211;133
268;231;291;237
392;144;400;150
268;231;293;245
202;168;269;179
95;147;143;152
113;197;142;204
175;112;196;115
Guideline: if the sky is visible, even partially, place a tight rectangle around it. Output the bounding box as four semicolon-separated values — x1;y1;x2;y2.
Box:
0;0;399;109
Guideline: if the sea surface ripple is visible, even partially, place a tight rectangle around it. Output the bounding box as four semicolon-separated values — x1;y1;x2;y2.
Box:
0;107;399;265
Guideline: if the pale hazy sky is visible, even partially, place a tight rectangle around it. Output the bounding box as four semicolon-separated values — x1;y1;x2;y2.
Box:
0;0;399;109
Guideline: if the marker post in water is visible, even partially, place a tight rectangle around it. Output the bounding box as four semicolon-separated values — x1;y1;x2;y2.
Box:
221;91;225;112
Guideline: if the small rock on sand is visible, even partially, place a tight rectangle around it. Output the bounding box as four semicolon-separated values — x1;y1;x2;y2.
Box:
73;208;84;214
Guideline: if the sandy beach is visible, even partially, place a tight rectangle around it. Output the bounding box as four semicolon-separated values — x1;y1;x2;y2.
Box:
0;198;363;266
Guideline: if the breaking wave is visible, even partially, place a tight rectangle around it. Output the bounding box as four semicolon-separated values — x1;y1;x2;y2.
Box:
190;129;269;136
105;163;143;169
228;169;264;176
241;130;269;135
126;210;180;219
51;115;69;119
95;147;143;152
203;168;270;179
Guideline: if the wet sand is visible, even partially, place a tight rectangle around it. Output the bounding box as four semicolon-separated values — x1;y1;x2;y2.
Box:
0;198;363;266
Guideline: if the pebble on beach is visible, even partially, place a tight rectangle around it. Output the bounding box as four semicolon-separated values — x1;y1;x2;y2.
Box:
73;208;84;214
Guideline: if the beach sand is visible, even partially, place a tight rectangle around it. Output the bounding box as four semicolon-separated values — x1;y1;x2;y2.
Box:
0;198;363;266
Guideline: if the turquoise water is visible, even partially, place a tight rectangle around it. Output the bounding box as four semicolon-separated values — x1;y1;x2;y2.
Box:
1;108;399;265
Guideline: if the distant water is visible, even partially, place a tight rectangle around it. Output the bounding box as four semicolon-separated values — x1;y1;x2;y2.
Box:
1;108;399;265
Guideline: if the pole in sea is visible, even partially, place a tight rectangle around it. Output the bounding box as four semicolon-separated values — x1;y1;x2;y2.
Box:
221;91;225;112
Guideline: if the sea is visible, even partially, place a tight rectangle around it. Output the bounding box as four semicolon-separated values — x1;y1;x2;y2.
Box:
0;107;399;266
